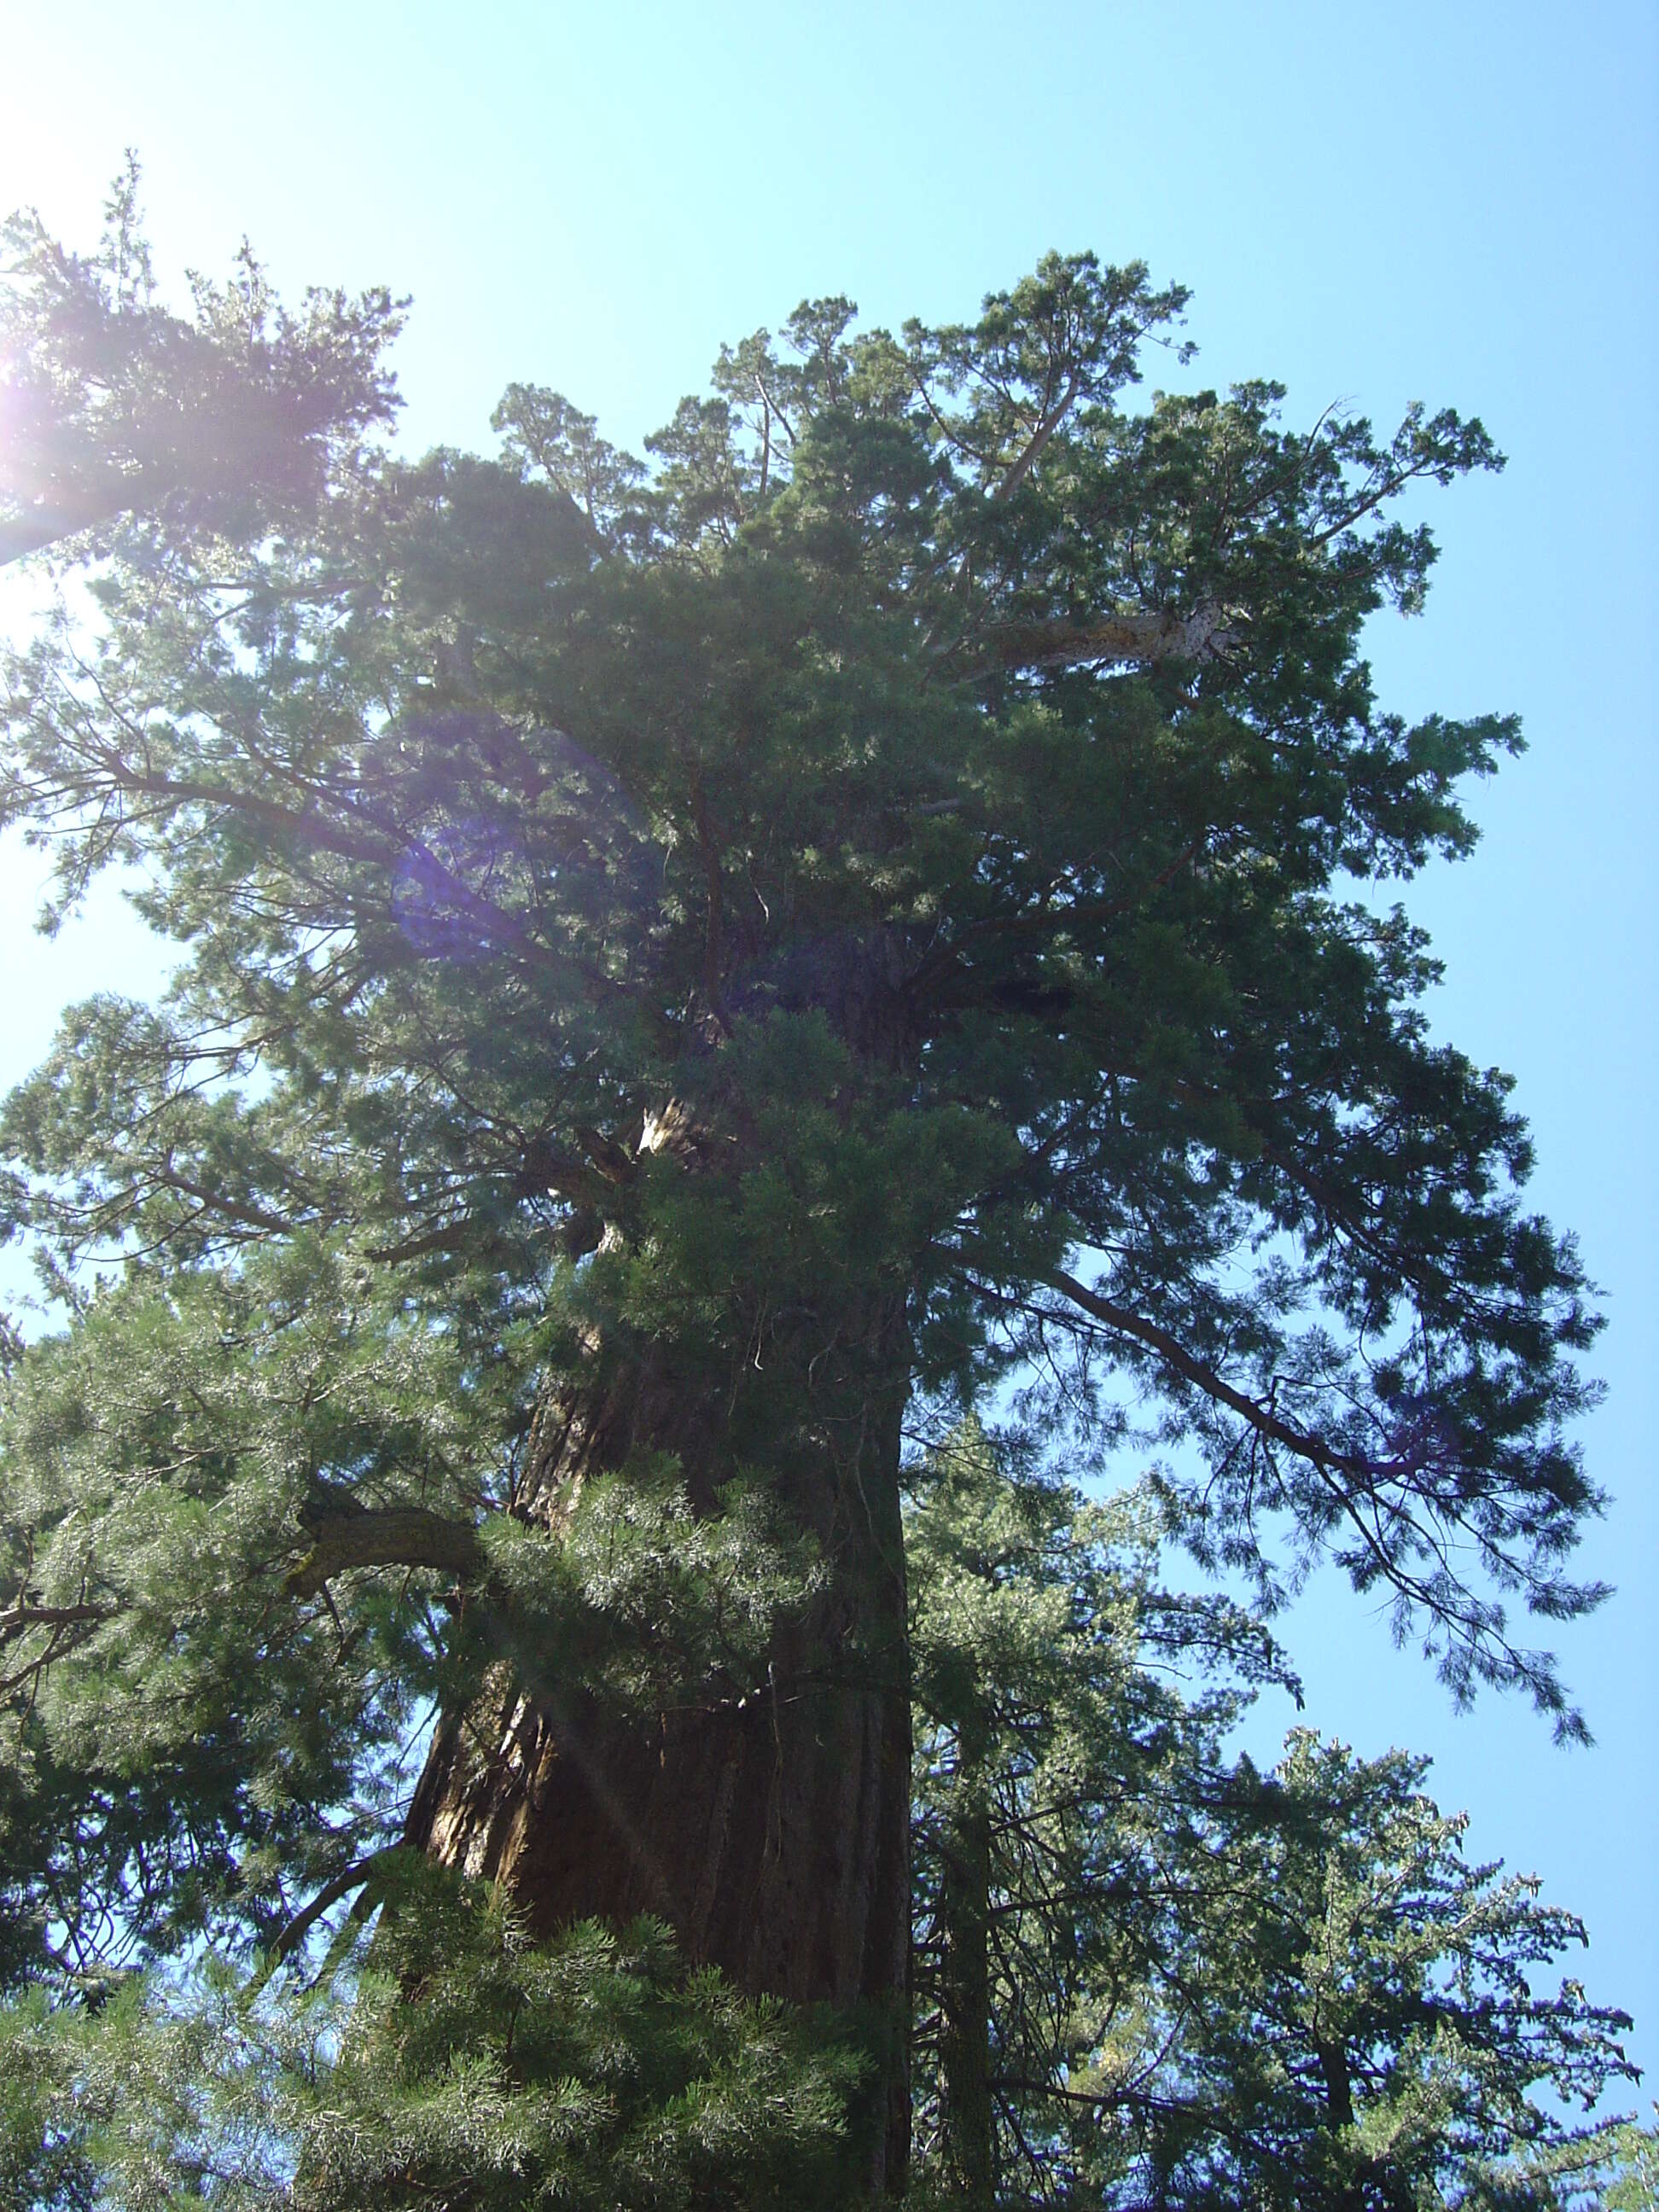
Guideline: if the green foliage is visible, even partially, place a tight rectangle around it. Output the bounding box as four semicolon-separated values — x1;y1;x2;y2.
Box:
0;1883;865;2210
0;1237;821;1985
0;1237;489;1978
905;1429;1638;2208
477;1457;826;1715
1130;1731;1639;2207
0;152;403;570
4;1429;1634;2209
906;1421;1283;2201
1604;2116;1659;2210
1466;2105;1659;2211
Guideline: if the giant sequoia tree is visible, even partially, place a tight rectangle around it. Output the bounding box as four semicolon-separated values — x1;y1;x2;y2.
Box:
0;173;1608;2197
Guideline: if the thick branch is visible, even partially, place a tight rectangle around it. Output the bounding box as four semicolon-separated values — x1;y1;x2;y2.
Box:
77;742;392;867
1316;2036;1358;2131
0;1599;117;1643
979;602;1236;672
0;501;112;566
285;1508;484;1600
154;1168;307;1239
991;373;1080;504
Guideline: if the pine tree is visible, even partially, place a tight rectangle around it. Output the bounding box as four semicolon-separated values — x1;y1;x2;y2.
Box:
906;1421;1295;2202
0;171;1610;2193
905;1430;1636;2209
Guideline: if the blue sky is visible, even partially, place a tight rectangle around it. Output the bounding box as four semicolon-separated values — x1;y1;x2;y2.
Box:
3;0;1655;2106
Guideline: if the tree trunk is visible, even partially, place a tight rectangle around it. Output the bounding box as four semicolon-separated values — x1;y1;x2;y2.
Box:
935;1708;995;2206
406;1319;913;2188
1316;2036;1372;2212
406;1016;920;2193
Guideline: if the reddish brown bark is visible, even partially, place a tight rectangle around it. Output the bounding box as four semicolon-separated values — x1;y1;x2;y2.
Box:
405;1249;915;2195
406;934;924;2192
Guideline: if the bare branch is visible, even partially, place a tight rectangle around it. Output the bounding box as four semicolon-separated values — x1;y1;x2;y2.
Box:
258;1842;414;1978
990;370;1080;504
0;1599;117;1644
1045;1266;1343;1469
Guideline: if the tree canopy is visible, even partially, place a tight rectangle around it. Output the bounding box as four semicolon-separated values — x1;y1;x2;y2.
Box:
0;168;1623;2202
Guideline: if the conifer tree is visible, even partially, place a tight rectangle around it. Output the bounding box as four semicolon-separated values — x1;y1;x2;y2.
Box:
905;1422;1292;2199
905;1430;1636;2209
0;171;1612;2193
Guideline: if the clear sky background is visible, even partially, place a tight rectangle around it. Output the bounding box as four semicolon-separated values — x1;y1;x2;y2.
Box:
2;0;1654;2109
